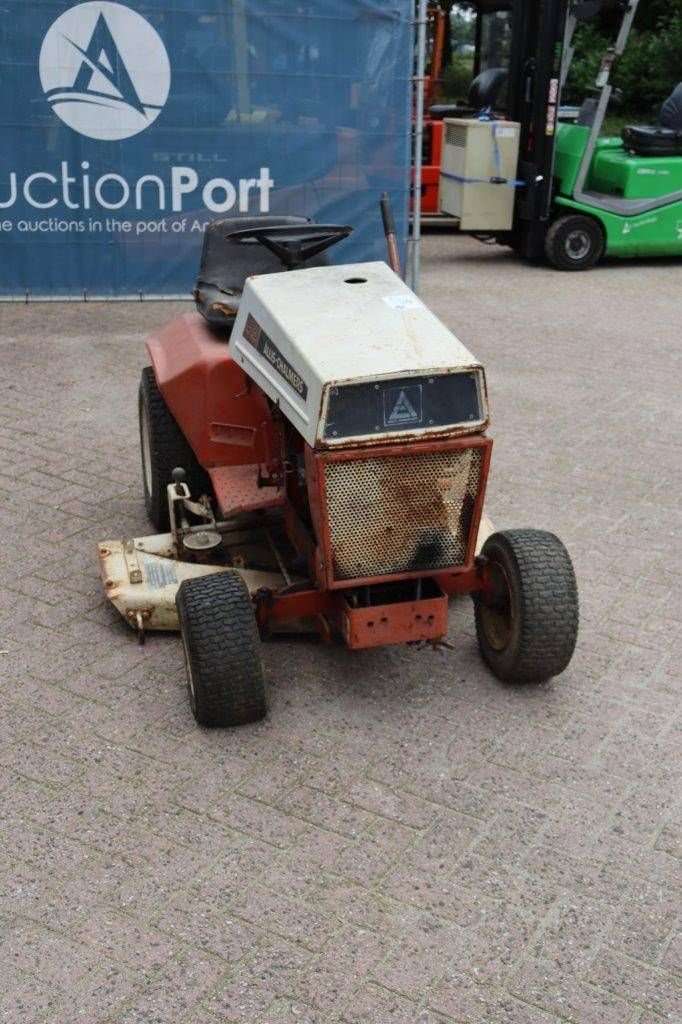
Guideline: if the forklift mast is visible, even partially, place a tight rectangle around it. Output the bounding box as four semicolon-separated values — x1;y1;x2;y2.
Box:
505;0;570;258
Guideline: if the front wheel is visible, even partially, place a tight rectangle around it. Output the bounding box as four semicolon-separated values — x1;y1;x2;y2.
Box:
545;214;604;271
176;571;267;727
474;529;578;684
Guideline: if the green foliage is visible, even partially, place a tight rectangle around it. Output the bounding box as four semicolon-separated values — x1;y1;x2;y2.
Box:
441;54;474;101
439;0;682;115
602;114;630;138
631;0;677;33
449;7;475;47
564;3;682;117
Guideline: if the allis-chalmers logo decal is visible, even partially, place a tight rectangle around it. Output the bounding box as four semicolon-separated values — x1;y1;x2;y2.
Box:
243;314;309;401
39;1;171;141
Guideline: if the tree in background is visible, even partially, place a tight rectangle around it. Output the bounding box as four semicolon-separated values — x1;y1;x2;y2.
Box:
565;0;682;116
435;0;682;115
437;2;475;100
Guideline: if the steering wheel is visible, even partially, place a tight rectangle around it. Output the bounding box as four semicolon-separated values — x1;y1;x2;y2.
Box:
225;223;353;270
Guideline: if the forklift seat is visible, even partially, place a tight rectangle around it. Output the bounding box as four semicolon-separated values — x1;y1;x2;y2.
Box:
468;67;508;114
428;67;507;121
622;83;682;157
194;215;328;330
621;125;682;157
428;102;471;121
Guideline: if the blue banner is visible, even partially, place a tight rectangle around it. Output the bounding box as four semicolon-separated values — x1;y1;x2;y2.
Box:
0;1;412;297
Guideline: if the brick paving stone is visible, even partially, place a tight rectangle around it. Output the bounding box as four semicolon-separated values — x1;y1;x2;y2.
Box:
342;983;451;1024
369;912;466;1001
604;886;679;967
508;956;634;1024
276;783;379;837
381;861;498;928
0;858;92;933
259;998;343;1024
662;930;682;974
429;968;563;1024
153;889;259;961
181;1010;225;1024
294;924;391;1009
204;936;311;1022
527;896;616;971
0;920;99;990
331;816;419;883
71;909;178;971
635;1016;677;1024
45;962;141;1024
587;949;682;1019
108;949;228;1024
0;966;63;1024
1;237;680;1021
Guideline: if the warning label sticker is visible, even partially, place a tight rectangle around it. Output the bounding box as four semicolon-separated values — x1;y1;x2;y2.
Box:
383;385;423;427
140;557;177;589
382;293;423;311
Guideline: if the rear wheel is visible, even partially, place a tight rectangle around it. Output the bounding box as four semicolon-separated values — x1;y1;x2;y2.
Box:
139;366;211;531
176;571;267;727
545;214;604;271
474;529;578;684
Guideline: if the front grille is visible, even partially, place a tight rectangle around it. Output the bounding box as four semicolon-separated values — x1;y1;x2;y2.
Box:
445;122;468;148
322;445;485;581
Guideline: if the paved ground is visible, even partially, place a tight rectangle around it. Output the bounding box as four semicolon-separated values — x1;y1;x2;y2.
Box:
0;233;680;1024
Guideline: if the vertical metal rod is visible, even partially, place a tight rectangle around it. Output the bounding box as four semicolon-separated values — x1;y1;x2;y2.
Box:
232;0;251;121
411;0;428;294
560;10;578;89
572;0;640;201
264;528;291;586
381;192;402;276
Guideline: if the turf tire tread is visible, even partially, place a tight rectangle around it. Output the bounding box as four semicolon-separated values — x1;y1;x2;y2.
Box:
176;571;266;727
475;528;579;684
139;365;211;531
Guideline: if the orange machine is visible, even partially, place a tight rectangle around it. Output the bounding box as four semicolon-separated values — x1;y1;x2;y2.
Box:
99;216;579;727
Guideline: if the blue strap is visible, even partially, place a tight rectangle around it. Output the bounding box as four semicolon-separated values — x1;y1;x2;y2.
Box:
477;109;502;176
440;169;527;188
491;123;502;178
444;115;526;188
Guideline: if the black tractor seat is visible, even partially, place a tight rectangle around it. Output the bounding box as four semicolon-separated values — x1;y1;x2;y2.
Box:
622;83;682;157
621;125;682;157
194;215;329;330
428;67;508;121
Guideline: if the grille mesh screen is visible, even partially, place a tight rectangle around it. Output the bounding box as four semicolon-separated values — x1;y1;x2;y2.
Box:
322;447;484;580
445;123;468;148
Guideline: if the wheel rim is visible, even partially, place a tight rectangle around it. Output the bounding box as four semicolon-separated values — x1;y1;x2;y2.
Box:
479;560;514;651
140;395;153;495
565;228;591;261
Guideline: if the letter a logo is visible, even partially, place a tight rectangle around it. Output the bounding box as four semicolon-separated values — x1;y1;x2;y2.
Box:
384;385;423;427
39;2;171;141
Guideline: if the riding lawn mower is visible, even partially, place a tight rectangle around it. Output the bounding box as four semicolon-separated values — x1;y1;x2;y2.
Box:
98;210;579;727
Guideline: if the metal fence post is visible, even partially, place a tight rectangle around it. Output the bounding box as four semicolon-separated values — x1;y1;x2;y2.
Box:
411;0;427;293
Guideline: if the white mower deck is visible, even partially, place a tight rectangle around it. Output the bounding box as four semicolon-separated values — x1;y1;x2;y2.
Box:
98;514;495;640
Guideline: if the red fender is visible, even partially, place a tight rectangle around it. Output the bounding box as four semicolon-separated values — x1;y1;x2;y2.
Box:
146;313;278;472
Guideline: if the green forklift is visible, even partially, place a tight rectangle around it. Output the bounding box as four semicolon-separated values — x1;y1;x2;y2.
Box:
433;0;681;270
549;0;682;269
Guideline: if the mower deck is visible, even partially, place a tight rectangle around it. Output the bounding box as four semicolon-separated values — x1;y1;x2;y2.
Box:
98;531;290;638
98;513;495;645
